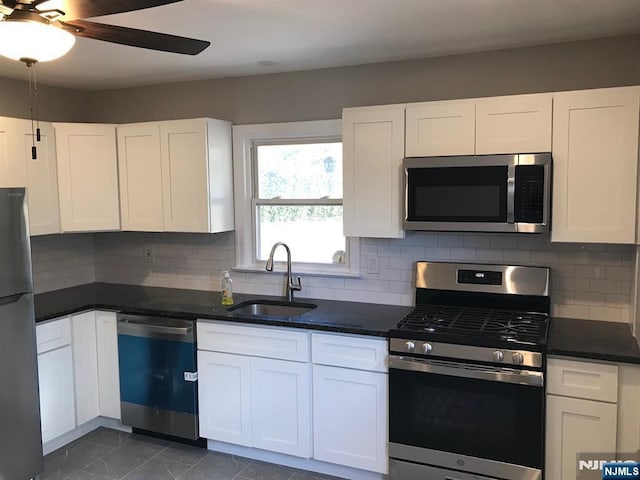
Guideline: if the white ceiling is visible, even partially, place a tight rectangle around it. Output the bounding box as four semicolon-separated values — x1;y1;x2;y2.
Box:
1;0;639;91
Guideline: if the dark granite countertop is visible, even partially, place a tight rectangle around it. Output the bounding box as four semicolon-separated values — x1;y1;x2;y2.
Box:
547;317;640;365
34;282;411;337
34;283;640;364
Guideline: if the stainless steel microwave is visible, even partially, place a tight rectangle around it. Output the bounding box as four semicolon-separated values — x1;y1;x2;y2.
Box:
404;153;552;233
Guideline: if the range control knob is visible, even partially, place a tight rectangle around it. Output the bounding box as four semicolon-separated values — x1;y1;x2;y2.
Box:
492;350;504;362
405;341;416;352
423;343;433;354
512;352;524;365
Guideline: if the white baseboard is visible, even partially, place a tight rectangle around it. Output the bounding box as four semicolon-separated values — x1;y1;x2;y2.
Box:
206;440;385;480
42;417;131;456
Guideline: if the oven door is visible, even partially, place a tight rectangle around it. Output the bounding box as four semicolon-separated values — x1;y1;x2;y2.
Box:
388;356;544;480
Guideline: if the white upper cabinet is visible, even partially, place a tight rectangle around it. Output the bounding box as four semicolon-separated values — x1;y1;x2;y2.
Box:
54;123;120;232
475;93;552;154
160;118;234;233
551;86;640;244
0;117;27;187
23;121;61;235
117;123;164;231
343;105;405;238
405;100;475;157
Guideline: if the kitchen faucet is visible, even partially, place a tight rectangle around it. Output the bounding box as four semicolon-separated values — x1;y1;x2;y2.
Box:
265;242;302;302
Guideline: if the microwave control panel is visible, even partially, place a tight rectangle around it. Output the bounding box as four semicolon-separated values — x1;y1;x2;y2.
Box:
514;165;545;223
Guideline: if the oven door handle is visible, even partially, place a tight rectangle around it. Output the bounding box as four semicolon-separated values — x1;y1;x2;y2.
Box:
388;355;544;386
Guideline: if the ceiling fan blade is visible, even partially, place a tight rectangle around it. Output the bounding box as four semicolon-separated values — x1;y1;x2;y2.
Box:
0;0;17;11
37;0;183;21
62;19;210;55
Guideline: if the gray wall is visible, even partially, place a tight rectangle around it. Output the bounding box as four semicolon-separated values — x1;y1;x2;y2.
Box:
87;34;640;125
0;76;90;122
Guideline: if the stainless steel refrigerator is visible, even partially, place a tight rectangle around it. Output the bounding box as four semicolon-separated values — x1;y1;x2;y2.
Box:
0;188;43;479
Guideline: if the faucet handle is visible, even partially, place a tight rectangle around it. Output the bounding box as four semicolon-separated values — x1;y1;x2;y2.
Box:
291;276;302;291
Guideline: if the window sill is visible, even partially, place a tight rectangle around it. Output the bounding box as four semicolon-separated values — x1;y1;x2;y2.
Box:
233;265;362;279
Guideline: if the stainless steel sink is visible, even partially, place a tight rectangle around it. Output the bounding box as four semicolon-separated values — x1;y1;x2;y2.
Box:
228;300;317;319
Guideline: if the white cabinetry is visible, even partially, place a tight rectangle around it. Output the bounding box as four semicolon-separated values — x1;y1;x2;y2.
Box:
54;123;120;232
36;318;76;444
546;357;619;480
117;123;163;231
405;94;552;157
197;321;312;458
71;312;100;426
343;105;405;238
116;118;234;233
95;311;121;419
160;118;234;233
551;86;640;244
405;100;475;157
475;93;552;154
311;333;388;474
0;116;26;187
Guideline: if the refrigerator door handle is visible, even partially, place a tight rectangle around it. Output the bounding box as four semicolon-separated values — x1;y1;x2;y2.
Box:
0;293;25;307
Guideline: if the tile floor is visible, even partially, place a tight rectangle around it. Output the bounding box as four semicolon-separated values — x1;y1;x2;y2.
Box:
41;428;344;480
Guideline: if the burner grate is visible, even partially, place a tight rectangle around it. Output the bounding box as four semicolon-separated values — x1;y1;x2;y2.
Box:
397;305;548;344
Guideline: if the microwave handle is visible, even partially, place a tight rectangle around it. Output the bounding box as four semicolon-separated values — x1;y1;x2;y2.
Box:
388;355;544;387
507;164;516;224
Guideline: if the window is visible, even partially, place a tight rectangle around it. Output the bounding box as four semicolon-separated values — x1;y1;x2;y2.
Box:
233;120;359;275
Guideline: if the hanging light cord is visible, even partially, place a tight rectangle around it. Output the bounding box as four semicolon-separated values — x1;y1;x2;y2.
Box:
26;60;41;159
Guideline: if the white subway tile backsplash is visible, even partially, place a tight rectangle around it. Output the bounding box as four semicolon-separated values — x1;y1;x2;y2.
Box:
29;229;635;324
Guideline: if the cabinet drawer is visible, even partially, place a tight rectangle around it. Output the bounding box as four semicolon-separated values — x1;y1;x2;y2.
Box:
197;321;309;362
547;358;618;403
36;317;72;354
312;333;387;372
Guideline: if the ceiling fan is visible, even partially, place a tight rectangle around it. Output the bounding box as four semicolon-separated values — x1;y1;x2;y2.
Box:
0;0;210;63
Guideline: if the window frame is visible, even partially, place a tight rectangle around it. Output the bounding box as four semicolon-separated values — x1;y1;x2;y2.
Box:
232;120;360;277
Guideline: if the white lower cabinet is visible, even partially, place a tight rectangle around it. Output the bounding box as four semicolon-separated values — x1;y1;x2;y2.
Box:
95;312;121;419
545;357;620;480
546;395;617;480
71;312;100;426
312;364;388;473
251;357;311;457
38;344;76;444
198;351;252;446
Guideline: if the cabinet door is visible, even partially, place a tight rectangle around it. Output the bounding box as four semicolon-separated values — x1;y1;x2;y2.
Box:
117;123;164;231
71;312;100;426
251;357;311;458
551;87;639;243
476;93;552;154
405;100;475;156
546;395;617;480
313;365;388;473
95;311;121;419
55;123;120;232
0;117;27;187
160;119;209;232
23;122;61;235
198;350;252;446
38;346;76;444
343;105;405;238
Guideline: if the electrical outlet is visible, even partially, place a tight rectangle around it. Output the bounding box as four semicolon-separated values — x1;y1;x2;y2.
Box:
367;255;379;274
144;246;154;264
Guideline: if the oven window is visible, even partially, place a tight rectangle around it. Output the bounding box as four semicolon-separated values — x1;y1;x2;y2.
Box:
389;367;543;468
407;166;508;222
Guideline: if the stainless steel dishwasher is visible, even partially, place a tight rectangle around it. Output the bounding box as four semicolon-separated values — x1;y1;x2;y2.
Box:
117;314;199;440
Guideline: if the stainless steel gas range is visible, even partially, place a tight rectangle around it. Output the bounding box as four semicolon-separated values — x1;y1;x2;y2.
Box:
388;262;550;480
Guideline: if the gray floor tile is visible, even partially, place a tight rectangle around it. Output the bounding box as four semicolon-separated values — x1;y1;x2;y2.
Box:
86;428;132;448
289;471;345;480
177;452;251;480
82;437;168;479
66;472;113;480
42;440;116;480
123;456;192;480
158;444;209;465
236;460;296;480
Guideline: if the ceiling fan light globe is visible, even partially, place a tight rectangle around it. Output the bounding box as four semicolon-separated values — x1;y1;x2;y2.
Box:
0;20;75;62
